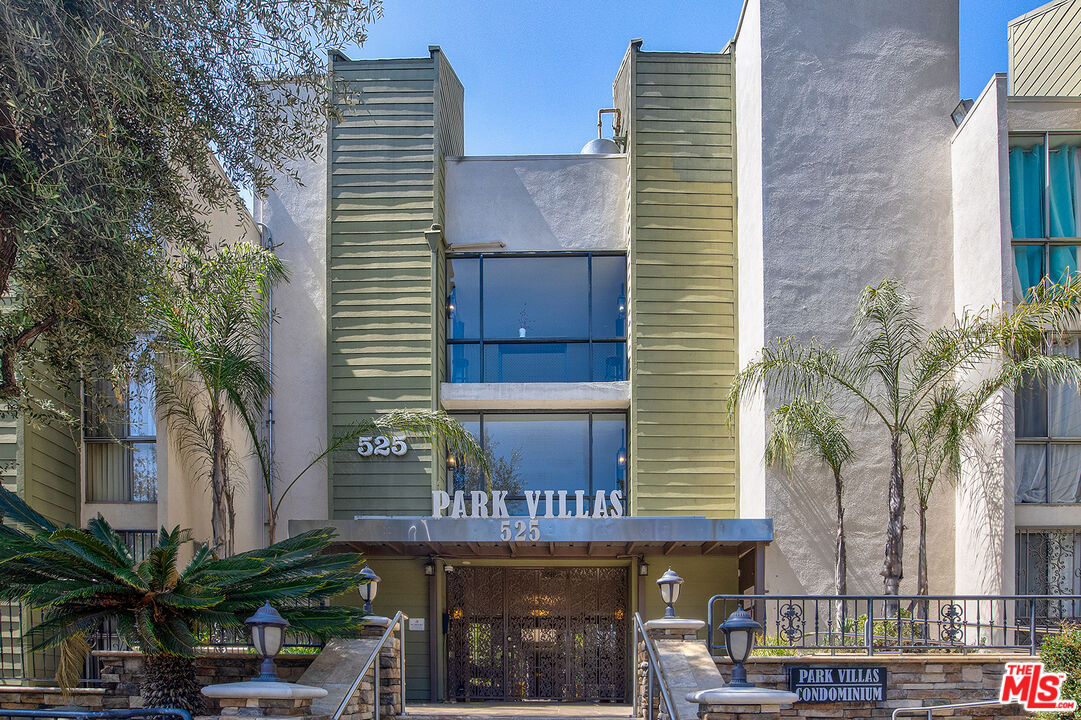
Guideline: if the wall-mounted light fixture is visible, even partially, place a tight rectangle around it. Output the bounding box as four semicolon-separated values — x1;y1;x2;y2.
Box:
446;452;459;471
424;560;436;576
951;98;974;127
444;564;455;573
638;561;650;576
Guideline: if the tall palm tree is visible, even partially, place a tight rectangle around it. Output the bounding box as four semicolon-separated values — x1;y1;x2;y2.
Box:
731;277;1081;597
0;486;366;712
153;241;286;555
764;398;853;612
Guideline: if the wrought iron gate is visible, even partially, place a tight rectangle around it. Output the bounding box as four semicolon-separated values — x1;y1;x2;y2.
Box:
446;567;628;702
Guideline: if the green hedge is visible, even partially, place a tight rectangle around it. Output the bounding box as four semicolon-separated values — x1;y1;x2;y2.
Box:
1038;623;1081;720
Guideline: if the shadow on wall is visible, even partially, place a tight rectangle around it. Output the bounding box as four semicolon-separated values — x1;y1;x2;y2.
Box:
957;397;1008;595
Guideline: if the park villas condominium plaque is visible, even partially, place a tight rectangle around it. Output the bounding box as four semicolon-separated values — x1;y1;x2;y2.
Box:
787;665;888;703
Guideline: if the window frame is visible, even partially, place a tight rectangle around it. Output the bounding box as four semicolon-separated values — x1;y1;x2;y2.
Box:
81;374;159;505
448;409;630;514
445;251;628;383
1011;130;1081;504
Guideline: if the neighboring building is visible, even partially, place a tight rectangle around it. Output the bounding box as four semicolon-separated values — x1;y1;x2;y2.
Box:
5;0;1081;703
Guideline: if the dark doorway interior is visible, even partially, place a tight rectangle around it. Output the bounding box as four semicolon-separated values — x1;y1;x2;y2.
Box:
446;566;628;702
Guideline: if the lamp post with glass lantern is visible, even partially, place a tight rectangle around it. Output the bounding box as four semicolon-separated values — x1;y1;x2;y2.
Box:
719;605;762;688
358;566;381;613
657;567;683;618
245;602;290;682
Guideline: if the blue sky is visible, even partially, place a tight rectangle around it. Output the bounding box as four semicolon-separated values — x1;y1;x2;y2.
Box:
342;0;1039;156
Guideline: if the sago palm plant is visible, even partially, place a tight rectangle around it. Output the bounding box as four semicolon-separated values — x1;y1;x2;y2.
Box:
0;486;366;712
731;276;1081;596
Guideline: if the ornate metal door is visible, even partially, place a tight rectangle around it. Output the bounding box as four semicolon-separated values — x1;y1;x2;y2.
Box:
446;567;628;701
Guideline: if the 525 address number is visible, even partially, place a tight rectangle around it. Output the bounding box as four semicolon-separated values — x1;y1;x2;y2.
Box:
357;436;408;457
500;519;541;541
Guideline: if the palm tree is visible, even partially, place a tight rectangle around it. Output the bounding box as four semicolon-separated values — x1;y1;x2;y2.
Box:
267;409;488;544
0;485;366;712
764;399;853;615
731;277;1081;597
153;241;286;555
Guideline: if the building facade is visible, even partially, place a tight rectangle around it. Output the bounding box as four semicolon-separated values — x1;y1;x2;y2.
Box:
5;0;1081;704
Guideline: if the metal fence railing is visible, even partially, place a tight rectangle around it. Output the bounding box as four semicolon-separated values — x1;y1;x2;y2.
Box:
707;594;1081;657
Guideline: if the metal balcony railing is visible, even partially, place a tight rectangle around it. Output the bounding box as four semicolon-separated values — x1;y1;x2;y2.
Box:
707;594;1081;657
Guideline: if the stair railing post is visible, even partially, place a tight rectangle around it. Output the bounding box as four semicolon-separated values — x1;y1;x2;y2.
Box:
399;618;406;716
375;653;380;720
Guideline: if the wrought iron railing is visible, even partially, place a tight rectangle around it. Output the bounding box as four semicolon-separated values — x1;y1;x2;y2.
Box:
707;594;1081;657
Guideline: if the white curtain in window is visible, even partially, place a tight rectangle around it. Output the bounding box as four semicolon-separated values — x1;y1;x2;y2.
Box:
1015;445;1047;502
1050;444;1081;502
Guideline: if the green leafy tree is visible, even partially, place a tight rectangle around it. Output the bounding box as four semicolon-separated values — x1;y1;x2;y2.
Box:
153;242;286;556
0;486;367;712
0;0;381;404
763;398;852;621
731;277;1081;596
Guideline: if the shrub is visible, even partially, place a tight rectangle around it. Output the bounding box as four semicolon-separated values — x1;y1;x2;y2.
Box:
1039;623;1081;720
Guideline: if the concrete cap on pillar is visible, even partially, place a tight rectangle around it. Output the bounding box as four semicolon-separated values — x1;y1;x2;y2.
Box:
644;618;706;632
687;686;798;706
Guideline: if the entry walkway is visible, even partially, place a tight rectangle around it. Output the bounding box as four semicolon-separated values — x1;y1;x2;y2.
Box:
402;702;633;719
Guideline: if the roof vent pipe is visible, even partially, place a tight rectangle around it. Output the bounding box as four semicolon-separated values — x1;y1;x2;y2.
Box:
581;108;623;154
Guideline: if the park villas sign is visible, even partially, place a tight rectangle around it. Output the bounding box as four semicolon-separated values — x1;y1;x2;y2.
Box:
432;489;625;519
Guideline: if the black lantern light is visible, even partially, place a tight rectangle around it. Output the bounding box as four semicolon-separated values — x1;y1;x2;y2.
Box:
719;605;762;687
358;566;381;613
245;602;290;682
657;567;684;618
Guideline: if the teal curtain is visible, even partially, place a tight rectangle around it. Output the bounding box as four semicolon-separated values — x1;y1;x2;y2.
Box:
1015;245;1044;299
1050;145;1078;238
1010;145;1045;238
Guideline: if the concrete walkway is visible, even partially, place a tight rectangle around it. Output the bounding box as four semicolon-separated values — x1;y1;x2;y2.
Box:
402;702;633;719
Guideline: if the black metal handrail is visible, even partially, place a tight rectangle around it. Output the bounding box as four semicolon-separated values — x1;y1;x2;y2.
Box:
707;594;1081;657
0;710;192;720
633;612;677;720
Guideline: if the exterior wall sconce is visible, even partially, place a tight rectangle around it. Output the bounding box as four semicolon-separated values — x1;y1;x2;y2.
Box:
657;567;684;618
424;560;436;576
446;452;458;471
719;606;762;688
357;566;380;613
951;98;973;127
245;602;289;682
444;564;455;573
638;561;650;576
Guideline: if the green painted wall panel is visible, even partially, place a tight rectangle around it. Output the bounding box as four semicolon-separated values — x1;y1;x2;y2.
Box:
18;380;79;527
625;50;738;519
326;50;462;518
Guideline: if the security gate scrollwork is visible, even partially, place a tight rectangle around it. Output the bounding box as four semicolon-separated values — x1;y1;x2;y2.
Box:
446;567;628;702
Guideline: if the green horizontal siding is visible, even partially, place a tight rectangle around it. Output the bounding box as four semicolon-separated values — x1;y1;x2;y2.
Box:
20;380;79;527
327;50;462;518
627;51;738;519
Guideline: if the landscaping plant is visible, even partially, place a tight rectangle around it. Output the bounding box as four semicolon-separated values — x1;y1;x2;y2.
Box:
0;486;368;712
1039;623;1081;720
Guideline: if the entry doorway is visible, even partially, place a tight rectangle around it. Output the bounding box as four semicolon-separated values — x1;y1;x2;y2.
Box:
445;567;628;702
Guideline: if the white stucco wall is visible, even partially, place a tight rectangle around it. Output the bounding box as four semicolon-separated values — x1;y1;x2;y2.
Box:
735;0;960;595
254;141;330;536
950;75;1014;595
445;155;628;251
734;0;766;523
1006;97;1081;131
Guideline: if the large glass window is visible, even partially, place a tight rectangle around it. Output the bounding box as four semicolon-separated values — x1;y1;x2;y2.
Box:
449;412;628;515
84;370;157;503
1010;134;1081;300
446;254;627;383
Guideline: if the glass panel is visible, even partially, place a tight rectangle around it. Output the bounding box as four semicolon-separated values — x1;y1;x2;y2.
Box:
131;443;158;502
449;415;483;493
447;258;480;340
482;343;589;383
591;256;627;339
1009;143;1045;239
592;343;626;382
591;414;627;494
127;373;156;437
86;443;128;502
1049;339;1081;436
1049;443;1081;503
1049;140;1081;238
1050;244;1081;287
484;415;589;512
449;344;481;383
1016;377;1048;438
482;257;588;339
1014;245;1045;301
1015;444;1048;502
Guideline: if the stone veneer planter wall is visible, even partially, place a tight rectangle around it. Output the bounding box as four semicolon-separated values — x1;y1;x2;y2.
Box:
705;655;1032;720
95;651;316;710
